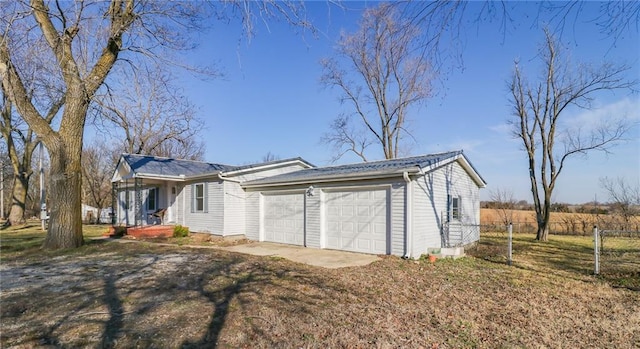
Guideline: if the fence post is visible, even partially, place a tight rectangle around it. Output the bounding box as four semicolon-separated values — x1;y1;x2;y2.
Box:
593;225;599;275
507;222;513;266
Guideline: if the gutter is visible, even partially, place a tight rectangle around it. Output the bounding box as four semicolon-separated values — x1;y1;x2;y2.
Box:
403;171;413;259
133;173;187;181
242;168;421;189
217;173;242;183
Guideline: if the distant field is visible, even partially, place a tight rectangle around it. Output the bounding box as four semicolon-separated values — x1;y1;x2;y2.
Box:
481;208;640;234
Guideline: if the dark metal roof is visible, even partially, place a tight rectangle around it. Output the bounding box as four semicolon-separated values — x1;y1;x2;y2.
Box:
243;150;472;186
122;154;232;178
121;154;314;179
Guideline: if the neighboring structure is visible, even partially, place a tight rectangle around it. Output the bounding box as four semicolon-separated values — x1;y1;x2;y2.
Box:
111;151;486;258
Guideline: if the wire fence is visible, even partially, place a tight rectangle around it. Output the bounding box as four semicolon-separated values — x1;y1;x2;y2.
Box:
599;229;640;282
471;224;640;289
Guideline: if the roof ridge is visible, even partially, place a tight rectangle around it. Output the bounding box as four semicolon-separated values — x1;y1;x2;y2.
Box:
310;150;462;170
124;153;232;167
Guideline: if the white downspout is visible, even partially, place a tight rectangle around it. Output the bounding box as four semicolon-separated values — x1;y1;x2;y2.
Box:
403;171;413;259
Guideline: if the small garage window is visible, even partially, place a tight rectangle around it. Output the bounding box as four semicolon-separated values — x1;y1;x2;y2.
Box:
448;195;461;221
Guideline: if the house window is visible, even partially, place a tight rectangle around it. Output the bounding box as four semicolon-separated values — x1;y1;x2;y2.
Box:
147;188;158;211
193;183;207;213
448;195;461;221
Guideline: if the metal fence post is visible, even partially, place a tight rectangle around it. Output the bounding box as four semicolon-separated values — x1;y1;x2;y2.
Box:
594;225;600;275
508;222;513;266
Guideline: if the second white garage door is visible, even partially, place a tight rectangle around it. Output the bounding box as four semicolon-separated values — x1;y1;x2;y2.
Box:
263;193;305;246
325;188;388;254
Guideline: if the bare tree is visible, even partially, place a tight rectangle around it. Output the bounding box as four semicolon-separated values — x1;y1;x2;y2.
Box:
82;139;116;224
320;3;434;161
1;0;315;249
600;177;640;231
508;29;635;242
0;8;63;226
261;151;280;163
489;187;517;228
93;66;205;160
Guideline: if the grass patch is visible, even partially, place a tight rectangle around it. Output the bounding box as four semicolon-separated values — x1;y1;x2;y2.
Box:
468;231;640;289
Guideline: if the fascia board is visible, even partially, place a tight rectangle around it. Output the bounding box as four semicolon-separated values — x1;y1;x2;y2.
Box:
242;168;421;188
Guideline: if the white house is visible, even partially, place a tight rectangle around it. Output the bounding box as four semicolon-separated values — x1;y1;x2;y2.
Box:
111;150;486;258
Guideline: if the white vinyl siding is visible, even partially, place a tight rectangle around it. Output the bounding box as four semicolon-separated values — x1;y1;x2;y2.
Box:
245;191;260;240
413;161;482;252
183;180;223;233
223;181;246;236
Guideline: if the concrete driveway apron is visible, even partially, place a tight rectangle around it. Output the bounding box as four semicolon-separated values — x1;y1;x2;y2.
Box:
221;242;380;269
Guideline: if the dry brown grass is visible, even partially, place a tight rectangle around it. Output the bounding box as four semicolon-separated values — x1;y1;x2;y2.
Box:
1;225;639;348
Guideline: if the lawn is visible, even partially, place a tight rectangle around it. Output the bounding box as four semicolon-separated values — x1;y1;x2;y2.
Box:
1;224;638;348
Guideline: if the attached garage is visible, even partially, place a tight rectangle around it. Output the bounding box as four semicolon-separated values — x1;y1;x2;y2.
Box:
324;188;389;254
262;193;305;246
243;150;486;258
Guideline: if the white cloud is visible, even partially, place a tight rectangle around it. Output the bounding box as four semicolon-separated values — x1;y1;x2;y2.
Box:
562;96;640;132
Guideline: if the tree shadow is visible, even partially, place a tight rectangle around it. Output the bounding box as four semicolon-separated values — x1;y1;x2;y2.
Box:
100;271;124;348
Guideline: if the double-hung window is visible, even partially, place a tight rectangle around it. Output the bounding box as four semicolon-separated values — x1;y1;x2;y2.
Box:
192;183;207;213
448;195;461;221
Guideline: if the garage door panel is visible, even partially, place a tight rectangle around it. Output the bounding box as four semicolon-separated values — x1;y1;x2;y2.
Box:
263;193;304;246
325;188;388;254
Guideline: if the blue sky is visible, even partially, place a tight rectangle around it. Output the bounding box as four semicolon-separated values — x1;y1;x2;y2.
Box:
176;2;638;204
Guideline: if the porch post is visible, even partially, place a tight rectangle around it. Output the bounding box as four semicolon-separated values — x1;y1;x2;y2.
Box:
135;177;142;227
111;182;118;226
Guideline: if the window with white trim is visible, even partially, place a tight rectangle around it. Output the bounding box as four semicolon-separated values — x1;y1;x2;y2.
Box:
193;183;207;213
448;194;461;221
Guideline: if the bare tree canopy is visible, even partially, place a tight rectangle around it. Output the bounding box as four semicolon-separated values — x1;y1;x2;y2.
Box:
489;187;517;228
508;29;636;242
395;1;639;71
92;66;205;160
0;0;316;249
81;139;116;224
321;3;434;161
600;177;640;229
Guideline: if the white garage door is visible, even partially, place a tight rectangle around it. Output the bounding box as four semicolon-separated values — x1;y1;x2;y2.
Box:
263;193;304;246
325;188;388;254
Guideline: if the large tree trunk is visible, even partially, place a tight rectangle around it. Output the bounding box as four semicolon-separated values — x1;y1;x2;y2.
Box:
43;147;84;248
42;105;86;249
536;219;550;242
7;173;29;225
535;196;552;242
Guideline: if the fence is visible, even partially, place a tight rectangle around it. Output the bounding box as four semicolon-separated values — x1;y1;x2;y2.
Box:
598;228;640;282
470;224;640;289
482;219;640;236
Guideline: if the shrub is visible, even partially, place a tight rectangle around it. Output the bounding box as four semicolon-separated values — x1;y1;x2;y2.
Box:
173;225;190;238
111;226;127;237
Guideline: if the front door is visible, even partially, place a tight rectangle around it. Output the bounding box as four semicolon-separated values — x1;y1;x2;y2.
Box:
166;185;177;223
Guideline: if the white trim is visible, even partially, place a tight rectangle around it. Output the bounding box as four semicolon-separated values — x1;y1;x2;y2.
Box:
243;170;419;188
135;173;186;181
